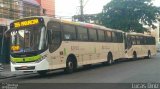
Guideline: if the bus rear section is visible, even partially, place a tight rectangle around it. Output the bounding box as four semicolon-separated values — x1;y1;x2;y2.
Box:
124;33;156;59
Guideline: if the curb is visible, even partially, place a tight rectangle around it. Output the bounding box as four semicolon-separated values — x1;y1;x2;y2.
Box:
0;72;37;79
0;75;17;79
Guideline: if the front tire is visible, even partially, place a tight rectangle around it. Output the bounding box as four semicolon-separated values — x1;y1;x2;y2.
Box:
64;57;76;74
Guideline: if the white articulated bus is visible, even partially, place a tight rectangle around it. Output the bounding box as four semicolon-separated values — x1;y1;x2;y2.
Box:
124;32;157;59
9;16;125;75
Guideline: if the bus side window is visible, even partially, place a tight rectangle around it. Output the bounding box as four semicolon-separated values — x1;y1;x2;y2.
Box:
143;36;147;45
88;28;97;41
62;24;76;40
97;30;105;42
153;37;156;45
140;36;144;45
112;32;117;42
47;21;61;53
136;36;140;45
105;31;112;42
131;36;136;45
116;32;123;43
77;26;88;41
147;37;151;45
150;37;156;45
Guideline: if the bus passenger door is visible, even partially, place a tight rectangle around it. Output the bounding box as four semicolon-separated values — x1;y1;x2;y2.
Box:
47;21;62;68
125;36;133;58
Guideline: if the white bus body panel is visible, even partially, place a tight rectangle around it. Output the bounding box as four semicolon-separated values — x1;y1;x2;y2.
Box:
46;41;125;70
125;45;157;58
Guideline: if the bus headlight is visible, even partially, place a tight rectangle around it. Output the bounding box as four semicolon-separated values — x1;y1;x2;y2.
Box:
35;55;47;63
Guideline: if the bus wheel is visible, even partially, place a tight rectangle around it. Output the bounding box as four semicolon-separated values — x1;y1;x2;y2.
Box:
65;57;76;74
147;51;151;59
133;52;137;60
107;53;113;65
37;70;48;76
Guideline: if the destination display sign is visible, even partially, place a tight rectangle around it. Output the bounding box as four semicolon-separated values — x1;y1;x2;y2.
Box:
11;17;44;29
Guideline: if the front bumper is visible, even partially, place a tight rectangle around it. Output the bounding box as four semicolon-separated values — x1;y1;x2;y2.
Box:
11;59;49;72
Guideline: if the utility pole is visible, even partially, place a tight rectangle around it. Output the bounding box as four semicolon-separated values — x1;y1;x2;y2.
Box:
80;0;84;21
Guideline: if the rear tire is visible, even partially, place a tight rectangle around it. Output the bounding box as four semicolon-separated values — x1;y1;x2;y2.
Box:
133;52;137;60
147;51;151;59
107;53;113;65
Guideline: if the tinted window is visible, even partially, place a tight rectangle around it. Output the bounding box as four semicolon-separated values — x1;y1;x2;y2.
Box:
77;26;88;41
116;32;123;43
47;21;61;53
63;24;76;40
144;37;147;44
88;28;97;41
131;36;136;45
112;32;117;42
147;37;156;45
136;36;140;45
140;36;144;45
152;37;156;45
105;31;112;42
98;30;105;41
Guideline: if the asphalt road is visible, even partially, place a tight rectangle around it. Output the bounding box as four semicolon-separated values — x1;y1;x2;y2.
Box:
1;53;160;83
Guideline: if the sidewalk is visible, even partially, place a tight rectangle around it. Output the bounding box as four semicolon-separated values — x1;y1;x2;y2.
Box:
0;63;35;79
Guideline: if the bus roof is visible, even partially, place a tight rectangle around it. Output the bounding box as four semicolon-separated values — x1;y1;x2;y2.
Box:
59;19;124;33
13;16;124;33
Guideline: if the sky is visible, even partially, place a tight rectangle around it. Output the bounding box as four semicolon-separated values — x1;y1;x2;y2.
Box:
55;0;160;18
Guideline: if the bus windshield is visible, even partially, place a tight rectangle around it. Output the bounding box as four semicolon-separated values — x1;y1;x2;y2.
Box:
10;26;47;54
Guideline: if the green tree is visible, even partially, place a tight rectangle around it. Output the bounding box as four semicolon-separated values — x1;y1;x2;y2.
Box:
100;0;160;32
